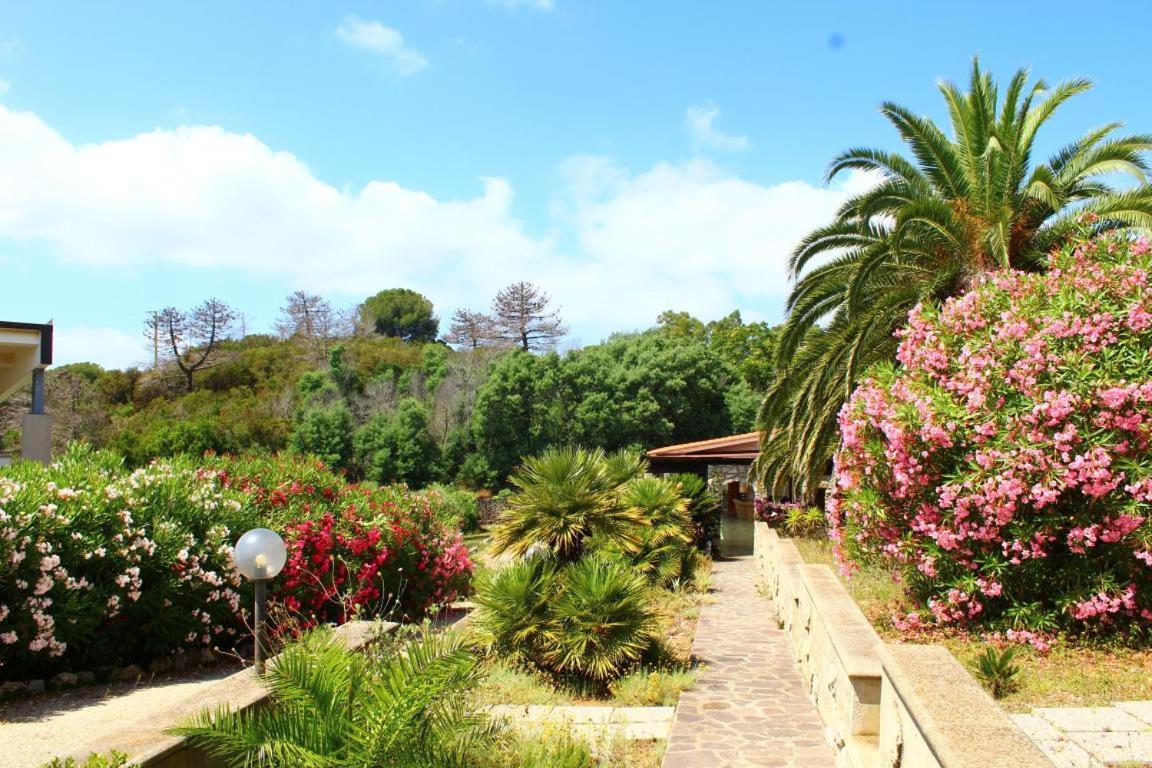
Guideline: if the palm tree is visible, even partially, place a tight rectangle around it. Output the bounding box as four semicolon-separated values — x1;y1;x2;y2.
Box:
759;59;1152;496
490;446;646;563
173;628;496;768
610;476;694;586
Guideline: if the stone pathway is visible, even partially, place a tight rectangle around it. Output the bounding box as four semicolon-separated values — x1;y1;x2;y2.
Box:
0;665;238;768
1015;703;1152;767
662;547;835;768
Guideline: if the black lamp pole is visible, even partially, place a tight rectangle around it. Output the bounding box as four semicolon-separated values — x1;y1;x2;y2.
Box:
254;579;268;674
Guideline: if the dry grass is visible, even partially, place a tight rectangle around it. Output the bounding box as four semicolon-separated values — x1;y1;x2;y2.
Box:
789;536;1152;711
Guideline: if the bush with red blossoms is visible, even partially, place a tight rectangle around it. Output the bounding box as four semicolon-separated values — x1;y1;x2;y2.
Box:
211;458;473;628
832;232;1152;639
0;449;472;682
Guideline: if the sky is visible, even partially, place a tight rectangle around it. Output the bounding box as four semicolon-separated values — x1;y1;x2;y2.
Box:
0;0;1149;369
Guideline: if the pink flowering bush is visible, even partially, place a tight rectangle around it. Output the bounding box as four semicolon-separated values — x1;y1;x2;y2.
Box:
832;233;1152;639
0;448;472;681
0;445;258;680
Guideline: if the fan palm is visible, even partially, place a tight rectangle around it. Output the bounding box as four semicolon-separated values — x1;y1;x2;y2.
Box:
759;59;1152;495
490;446;646;563
540;555;658;681
172;628;496;768
606;476;693;586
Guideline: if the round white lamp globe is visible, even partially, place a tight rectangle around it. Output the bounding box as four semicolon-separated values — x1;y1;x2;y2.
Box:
233;528;287;581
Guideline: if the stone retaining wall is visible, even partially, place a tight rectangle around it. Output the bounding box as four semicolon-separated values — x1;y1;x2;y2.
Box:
755;522;1051;768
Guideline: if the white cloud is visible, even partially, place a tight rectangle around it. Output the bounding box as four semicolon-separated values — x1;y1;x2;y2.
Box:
54;326;146;370
0;104;871;357
335;17;428;75
685;101;749;152
485;0;554;9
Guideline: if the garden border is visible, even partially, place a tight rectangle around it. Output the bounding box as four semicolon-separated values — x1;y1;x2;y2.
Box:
60;621;391;768
754;522;1050;768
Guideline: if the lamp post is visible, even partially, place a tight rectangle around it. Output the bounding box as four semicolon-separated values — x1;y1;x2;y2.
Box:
233;527;287;674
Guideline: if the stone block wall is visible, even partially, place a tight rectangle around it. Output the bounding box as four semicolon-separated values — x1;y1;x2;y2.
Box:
754;522;1052;768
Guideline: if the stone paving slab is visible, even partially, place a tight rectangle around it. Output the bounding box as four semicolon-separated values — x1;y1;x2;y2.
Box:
1068;732;1152;766
1117;701;1152;728
1035;707;1150;733
1017;704;1152;767
661;551;835;768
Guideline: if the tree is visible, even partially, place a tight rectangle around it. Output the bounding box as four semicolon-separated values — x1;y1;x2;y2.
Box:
354;398;441;487
145;299;238;391
290;402;354;471
444;308;497;350
759;59;1152;497
469;351;560;482
275;290;338;359
360;288;439;342
490;282;568;351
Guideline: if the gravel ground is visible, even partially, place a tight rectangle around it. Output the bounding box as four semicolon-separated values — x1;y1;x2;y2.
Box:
0;665;238;768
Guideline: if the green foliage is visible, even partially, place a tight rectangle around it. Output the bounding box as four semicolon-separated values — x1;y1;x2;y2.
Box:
472;556;558;666
542;556;659;680
609;667;698;706
760;59;1152;496
782;506;826;538
480;734;596;768
423;483;481;532
354;399;441;487
969;646;1021;699
473;555;657;683
470;350;560;483
290;402;354;471
490;447;644;564
422;343;451;393
656;309;778;390
604;476;693;587
40;752;135;768
361;288;439;342
555;333;737;450
173;628;496;768
671;473;721;547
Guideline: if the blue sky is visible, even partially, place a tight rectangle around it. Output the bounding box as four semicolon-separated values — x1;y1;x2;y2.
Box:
0;1;1148;368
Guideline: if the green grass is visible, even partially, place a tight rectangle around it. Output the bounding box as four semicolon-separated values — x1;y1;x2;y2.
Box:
478;728;664;768
788;536;1152;711
609;668;697;706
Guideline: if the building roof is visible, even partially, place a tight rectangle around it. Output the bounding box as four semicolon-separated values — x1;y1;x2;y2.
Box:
646;431;761;464
0;321;53;401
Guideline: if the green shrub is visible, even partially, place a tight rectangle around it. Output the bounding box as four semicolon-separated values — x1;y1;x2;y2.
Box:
0;447;472;681
353;399;441;487
782;506;826;539
969;646;1021;699
474;555;657;683
174;628;496;767
289;402;354;470
424;483;481;532
490;447;644;564
473;556;557;666
671;473;721;548
598;476;694;587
